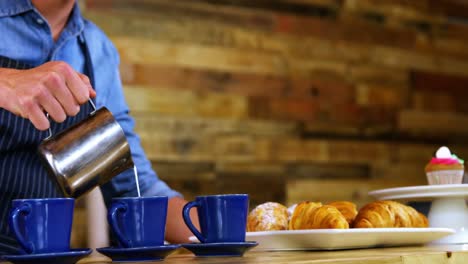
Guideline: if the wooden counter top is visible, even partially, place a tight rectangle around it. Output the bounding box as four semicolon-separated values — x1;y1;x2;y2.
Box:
157;245;468;264
3;245;458;264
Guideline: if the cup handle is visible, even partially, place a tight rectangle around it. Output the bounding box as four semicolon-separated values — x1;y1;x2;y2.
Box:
108;202;131;248
9;204;34;254
182;201;206;243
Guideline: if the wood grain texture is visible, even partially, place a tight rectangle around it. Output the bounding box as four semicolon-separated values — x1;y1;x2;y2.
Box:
428;0;468;19
73;1;468;250
133;113;298;137
44;246;468;264
120;63;353;100
398;110;468;138
82;1;468;168
85;0;468;62
342;0;445;25
114;37;287;75
124;85;248;119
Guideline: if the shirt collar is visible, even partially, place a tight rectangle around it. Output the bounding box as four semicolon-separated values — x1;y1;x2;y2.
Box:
0;0;84;35
62;2;85;38
0;0;33;17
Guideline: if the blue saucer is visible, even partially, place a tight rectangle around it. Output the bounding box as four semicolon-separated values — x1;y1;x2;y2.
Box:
181;241;258;257
1;248;92;264
96;244;180;262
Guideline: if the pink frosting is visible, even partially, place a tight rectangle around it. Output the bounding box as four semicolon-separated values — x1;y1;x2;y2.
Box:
429;158;461;165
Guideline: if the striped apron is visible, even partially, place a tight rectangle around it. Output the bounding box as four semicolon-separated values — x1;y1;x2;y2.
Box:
0;33;95;255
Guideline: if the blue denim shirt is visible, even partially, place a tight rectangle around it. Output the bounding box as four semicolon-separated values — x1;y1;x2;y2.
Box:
0;1;181;201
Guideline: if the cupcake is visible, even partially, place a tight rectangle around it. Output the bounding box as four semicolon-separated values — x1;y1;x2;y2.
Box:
425;146;464;185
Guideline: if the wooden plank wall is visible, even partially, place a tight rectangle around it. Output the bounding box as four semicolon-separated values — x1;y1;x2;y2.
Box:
81;0;468;208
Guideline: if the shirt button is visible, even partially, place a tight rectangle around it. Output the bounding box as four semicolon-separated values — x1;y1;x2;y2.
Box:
36;18;44;24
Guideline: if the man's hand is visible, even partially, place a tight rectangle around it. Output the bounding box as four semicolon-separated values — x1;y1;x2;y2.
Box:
0;61;96;130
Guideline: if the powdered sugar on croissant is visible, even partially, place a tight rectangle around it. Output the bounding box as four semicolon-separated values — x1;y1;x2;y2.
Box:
247;202;289;231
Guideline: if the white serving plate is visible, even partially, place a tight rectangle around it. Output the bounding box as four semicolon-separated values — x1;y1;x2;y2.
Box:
368;184;468;200
369;184;468;244
190;228;455;251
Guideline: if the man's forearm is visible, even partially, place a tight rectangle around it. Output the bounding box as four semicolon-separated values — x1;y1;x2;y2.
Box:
0;68;20;116
166;196;199;244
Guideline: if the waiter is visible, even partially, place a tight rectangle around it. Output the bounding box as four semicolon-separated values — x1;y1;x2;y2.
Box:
0;0;197;254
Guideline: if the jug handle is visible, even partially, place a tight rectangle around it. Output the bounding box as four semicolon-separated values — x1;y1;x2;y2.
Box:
45;99;97;140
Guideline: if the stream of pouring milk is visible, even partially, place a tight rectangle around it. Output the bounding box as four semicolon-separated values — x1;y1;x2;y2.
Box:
133;165;141;197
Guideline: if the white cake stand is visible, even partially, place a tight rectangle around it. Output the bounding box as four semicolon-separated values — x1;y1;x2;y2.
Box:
369;184;468;244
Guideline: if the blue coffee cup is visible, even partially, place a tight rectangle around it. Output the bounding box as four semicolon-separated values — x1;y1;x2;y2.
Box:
108;196;168;248
9;198;74;254
183;194;249;243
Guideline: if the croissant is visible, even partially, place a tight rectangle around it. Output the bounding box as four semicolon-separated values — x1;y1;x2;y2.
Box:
247;202;289;231
289;201;349;229
327;201;358;225
353;200;429;228
288;201;322;229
